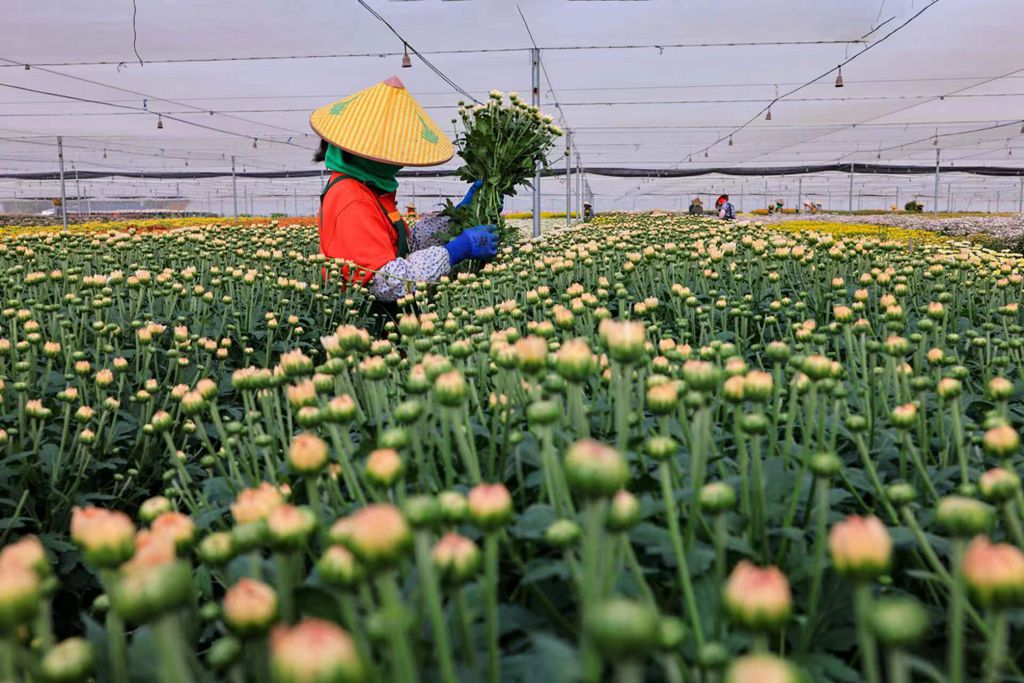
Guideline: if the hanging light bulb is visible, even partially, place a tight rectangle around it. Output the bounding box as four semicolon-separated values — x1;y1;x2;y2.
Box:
103;149;107;159
728;135;734;146
253;138;258;149
156;115;163;130
765;109;772;121
834;66;844;88
1019;120;1024;134
402;43;412;68
704;149;709;158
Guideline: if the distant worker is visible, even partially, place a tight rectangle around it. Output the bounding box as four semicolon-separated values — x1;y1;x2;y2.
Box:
310;76;497;326
583;202;594;222
718;194;736;220
688;197;704;215
716;194;727;211
775;199;784;213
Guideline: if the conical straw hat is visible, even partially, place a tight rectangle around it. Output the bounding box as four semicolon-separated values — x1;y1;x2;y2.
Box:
309;76;454;167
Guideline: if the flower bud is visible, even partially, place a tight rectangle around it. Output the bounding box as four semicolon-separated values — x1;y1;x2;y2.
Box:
606;490;641;532
646;382;679;415
71;507;136;568
564;439;629;498
323;395;358;423
270;618;364;683
802;355;832;381
432;532;482;585
724;654;802;683
318;545;363;589
402;495;440;529
207;636;243;672
743;370;773;402
886;482;917;507
111;560;192;624
151;511;196;553
987;376;1014;401
936;496;995;537
890;402;917;429
961;536;1024;607
699;482;737;514
554;338;596;382
197;532;235;567
364;449;404;488
585;598;659;658
828;515;892;580
138;496;173;524
723;561;792;631
600;319;646;364
267;505;317;551
437;490;468;522
467;483;513;530
434;369;468;407
937;377;962;399
335;504;411;568
643;435;677;461
869;596;929;647
682;360;720;392
0;564;40;630
983;424;1020;459
546;519;581;548
223;579;278;637
231;482;284;525
515;336;549;374
288;433;329;475
809;452;842;479
39;637;94;683
979;467;1021;503
0;535;49;578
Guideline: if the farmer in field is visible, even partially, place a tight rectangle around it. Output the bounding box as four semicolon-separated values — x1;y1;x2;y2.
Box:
310;76;497;314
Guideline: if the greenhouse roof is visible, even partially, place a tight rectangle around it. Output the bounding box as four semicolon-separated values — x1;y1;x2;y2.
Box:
2;0;1023;211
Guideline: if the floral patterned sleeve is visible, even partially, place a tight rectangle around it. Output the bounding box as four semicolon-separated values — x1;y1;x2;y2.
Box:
369;247;451;302
408;212;452;251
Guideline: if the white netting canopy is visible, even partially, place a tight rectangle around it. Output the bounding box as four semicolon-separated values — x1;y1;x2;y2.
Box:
2;0;1023;214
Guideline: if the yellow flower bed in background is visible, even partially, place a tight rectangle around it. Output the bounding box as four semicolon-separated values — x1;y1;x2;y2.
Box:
768;220;952;244
0;216;316;238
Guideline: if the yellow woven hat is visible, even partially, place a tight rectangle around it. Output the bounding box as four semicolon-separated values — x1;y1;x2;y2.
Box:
309;76;454;167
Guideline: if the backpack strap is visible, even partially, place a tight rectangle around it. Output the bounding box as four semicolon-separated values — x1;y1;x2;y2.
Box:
321;173;410;258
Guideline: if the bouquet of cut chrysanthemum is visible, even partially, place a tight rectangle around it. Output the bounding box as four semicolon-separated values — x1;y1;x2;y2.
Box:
442;90;562;253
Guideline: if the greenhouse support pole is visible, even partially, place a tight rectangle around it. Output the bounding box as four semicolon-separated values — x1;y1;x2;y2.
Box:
933;148;940;214
57;136;68;232
565;135;572;227
947;184;952;212
796;177;802;212
74;169;82;217
1018;178;1023;213
531;47;541;238
896;186;900;211
573;153;581;223
848;164;854;213
231;156;238;218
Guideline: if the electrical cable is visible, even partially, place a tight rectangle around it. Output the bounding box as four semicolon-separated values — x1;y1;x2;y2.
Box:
355;0;481;104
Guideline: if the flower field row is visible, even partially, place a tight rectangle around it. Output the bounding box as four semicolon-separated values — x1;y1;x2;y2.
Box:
0;216;316;238
1;215;1024;682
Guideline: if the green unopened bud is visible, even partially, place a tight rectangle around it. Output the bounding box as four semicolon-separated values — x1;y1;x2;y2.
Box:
886;482;917;507
527;400;561;426
564;439;630;498
936;496;994;537
318;545;363;589
869;596;929;647
643;435;677;461
809;452;842;479
700;482;737;514
39;637;94;683
427;492;462;525
979;467;1021;503
206;636;243;671
606;490;641;532
402;495;440;528
983;424;1020;459
545;519;581;548
585;598;659;658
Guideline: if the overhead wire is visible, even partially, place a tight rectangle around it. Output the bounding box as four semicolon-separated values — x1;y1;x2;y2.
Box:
355;0;481;104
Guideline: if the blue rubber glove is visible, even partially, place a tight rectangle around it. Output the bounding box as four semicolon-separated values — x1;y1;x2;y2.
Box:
445;225;498;265
456;180;483;210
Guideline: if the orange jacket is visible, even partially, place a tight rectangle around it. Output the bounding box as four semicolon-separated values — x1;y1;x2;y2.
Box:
318;173;402;284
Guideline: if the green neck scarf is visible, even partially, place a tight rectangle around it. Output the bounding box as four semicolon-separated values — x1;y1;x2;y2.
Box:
324;144;401;194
